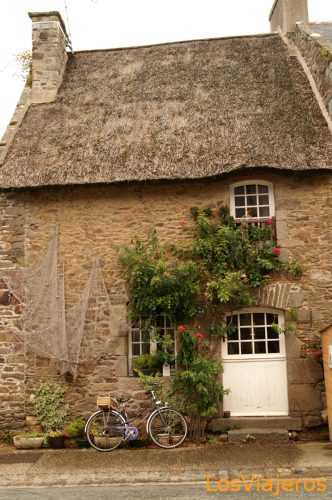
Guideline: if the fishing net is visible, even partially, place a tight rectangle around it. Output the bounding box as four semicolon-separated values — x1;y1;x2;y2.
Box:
1;230;120;377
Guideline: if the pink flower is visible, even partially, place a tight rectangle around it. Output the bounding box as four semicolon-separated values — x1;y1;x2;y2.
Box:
272;248;280;255
178;325;186;332
195;332;204;339
179;220;187;227
266;218;272;225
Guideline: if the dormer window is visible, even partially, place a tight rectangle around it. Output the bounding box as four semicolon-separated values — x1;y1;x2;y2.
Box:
230;182;275;222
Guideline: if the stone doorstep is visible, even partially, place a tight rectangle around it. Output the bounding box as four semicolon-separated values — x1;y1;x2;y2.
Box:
228;428;289;443
209;416;303;432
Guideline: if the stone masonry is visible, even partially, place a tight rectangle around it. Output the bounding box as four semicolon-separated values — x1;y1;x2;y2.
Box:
28;11;69;104
0;169;329;429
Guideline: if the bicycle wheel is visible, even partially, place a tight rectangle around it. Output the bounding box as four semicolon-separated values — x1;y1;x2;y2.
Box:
85;409;126;451
148;408;187;449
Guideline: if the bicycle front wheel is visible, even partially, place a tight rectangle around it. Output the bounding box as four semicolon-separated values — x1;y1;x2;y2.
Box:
148;408;187;449
85;409;126;451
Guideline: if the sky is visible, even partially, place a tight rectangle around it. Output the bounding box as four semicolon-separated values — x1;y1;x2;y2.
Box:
0;0;331;138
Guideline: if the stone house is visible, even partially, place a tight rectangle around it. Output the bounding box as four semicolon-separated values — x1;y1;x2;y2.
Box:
0;0;332;431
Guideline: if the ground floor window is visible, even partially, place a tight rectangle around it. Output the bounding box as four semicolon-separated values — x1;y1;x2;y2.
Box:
129;314;176;373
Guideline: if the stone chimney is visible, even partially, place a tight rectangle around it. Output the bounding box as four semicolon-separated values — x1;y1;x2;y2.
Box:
28;11;70;103
269;0;309;33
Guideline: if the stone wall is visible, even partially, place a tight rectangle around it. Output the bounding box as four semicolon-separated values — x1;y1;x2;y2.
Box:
0;170;331;429
293;23;332;118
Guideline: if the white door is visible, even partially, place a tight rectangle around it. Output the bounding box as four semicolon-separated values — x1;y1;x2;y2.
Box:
222;310;288;416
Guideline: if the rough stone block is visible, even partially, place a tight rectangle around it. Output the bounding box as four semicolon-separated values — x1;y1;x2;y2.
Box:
287;358;323;384
113;356;128;377
288;384;323;412
285;332;302;359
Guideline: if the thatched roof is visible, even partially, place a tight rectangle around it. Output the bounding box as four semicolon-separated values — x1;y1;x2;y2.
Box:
1;33;332;189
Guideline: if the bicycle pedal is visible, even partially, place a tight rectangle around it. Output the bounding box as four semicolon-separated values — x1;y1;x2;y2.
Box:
125;426;139;440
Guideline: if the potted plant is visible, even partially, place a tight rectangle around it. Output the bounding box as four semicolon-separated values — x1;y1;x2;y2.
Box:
302;343;322;359
132;352;164;376
13;431;44;450
24;380;69;448
67;417;90;448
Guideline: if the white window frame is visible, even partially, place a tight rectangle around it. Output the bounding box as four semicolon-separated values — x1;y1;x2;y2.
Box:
230;181;275;222
129;314;177;374
222;308;285;360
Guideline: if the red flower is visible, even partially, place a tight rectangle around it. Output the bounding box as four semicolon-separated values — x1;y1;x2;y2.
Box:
272;248;280;255
266;218;272;225
179;220;187;227
195;332;204;339
178;325;186;332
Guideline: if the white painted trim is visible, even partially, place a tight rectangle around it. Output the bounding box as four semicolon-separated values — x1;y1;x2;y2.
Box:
229;181;275;221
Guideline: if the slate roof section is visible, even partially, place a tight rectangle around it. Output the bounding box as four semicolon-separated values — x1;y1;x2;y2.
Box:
309;22;332;43
1;34;332;189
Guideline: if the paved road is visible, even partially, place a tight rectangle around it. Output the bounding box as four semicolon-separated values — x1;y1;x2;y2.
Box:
0;481;331;499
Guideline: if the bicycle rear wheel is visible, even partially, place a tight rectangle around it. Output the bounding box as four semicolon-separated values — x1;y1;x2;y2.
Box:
85;409;126;451
148;408;187;449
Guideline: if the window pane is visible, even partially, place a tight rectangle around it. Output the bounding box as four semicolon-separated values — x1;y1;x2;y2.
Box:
246;185;257;194
240;329;252;341
247;196;257;206
228;326;239;340
240;313;251;326
247;207;257;218
258;195;269;205
267;327;279;339
234;186;245;195
142;343;150;354
241;343;253;354
254;342;266;354
258;185;268;194
268;341;280;353
254;327;265;340
235;208;245;218
132;345;141;356
228;342;239;355
235;196;245;207
267;313;278;325
156;316;164;327
132;331;140;342
253;313;265;325
259;206;270;217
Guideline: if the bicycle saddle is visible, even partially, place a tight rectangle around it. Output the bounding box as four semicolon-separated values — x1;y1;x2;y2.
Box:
116;395;131;404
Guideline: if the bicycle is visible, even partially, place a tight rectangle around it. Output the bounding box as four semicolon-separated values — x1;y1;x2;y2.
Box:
85;386;187;452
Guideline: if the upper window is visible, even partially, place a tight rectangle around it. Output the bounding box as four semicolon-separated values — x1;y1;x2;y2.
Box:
230;182;275;222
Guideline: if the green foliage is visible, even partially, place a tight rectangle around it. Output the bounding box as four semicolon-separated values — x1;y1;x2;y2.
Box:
132;352;163;374
189;209;299;308
119;229;200;323
15;431;44;439
66;417;86;439
24;380;68;433
172;328;229;439
243;433;256;443
319;48;330;59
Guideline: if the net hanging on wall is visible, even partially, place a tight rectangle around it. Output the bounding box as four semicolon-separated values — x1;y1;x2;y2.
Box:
1;231;120;377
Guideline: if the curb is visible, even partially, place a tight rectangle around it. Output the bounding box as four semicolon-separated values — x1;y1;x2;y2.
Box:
1;468;332;487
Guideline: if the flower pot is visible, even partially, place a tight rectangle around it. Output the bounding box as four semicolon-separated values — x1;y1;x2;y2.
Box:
48;435;66;449
76;438;90;448
13;436;44;449
94;436;121;448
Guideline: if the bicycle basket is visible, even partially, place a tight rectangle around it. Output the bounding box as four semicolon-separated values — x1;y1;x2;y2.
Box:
96;395;117;409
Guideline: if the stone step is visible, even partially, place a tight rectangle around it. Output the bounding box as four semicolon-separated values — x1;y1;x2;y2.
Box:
227;428;289;443
209;416;303;432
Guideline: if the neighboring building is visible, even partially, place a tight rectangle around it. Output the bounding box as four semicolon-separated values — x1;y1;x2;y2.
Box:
0;0;332;430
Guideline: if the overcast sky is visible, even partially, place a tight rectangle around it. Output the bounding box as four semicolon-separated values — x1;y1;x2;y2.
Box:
0;0;331;138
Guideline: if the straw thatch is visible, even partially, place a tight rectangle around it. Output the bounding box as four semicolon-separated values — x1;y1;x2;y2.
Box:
1;34;332;188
